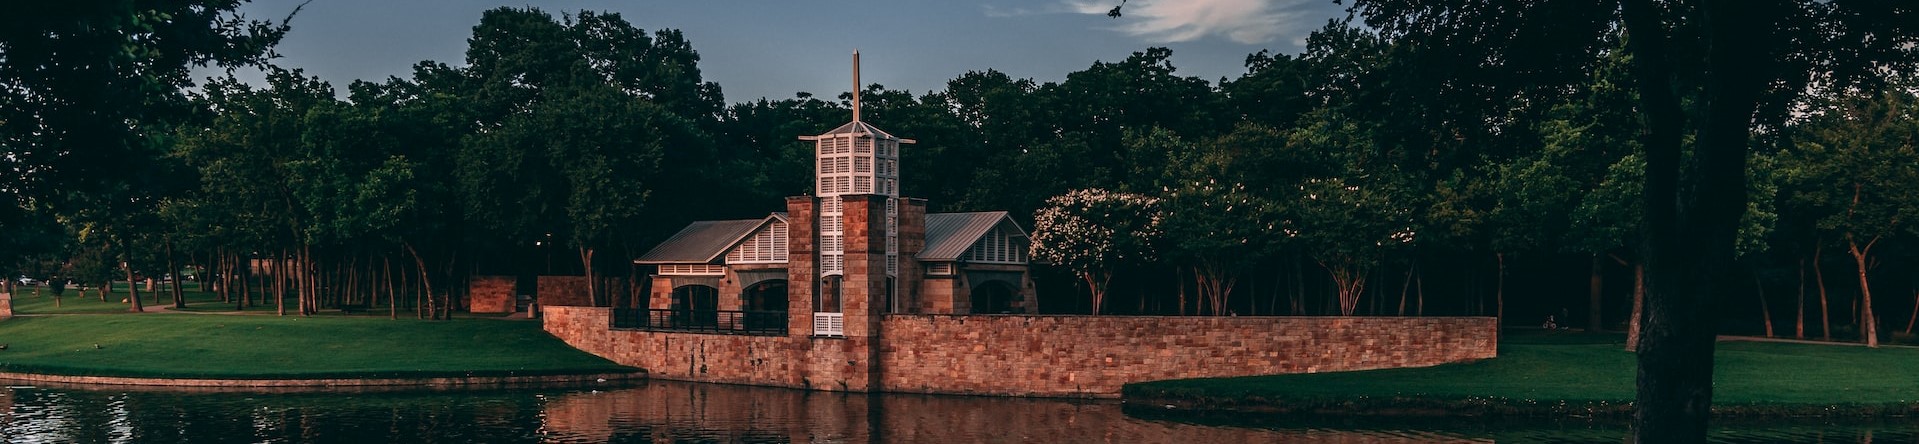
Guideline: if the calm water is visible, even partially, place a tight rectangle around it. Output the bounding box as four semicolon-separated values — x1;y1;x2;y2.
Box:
0;380;1912;443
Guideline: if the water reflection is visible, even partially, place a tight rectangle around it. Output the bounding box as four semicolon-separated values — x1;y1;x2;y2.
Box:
0;380;1910;443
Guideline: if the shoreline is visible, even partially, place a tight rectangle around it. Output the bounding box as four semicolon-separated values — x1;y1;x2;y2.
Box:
1120;391;1919;420
0;369;647;391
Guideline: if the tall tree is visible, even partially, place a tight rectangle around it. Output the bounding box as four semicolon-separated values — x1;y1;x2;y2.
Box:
1781;86;1919;347
1306;0;1917;440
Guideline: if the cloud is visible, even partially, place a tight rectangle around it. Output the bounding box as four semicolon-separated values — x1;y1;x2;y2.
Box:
1065;0;1335;45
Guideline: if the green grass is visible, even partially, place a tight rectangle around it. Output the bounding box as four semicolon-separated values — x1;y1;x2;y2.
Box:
0;313;633;379
6;283;229;314
1124;330;1919;417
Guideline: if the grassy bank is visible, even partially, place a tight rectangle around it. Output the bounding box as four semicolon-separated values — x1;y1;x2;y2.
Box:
1124;330;1919;418
0;313;632;379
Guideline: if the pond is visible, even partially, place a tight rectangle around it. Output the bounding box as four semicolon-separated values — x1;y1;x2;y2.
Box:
0;380;1910;443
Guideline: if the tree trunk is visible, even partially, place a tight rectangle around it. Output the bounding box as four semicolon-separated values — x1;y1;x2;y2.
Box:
1796;257;1807;339
1590;253;1605;331
386;255;397;320
1904;289;1918;335
1626;262;1645;352
1495;253;1506;325
1415;264;1426;317
1815;245;1831;340
405;242;436;320
275;250;285;316
1755;272;1773;338
1848;233;1879;348
1623;0;1769;440
167;239;185;309
125;241;144;313
1398;261;1415;316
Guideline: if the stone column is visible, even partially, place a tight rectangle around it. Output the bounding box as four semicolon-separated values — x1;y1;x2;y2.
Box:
784;196;818;337
838;194;889;391
0;291;11;318
898;198;928;313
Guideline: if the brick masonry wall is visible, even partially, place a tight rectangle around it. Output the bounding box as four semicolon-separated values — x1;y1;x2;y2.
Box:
877;315;1497;397
538;276;593;307
544;306;1496;398
468;276;515;313
0;292;11;318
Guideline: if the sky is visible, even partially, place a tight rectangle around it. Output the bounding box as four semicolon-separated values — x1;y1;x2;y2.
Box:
208;0;1349;103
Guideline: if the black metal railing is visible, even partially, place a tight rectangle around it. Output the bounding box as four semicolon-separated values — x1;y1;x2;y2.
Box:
611;308;788;336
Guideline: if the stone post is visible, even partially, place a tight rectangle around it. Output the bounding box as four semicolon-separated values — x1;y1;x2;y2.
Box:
839;194;889;391
785;196;818;337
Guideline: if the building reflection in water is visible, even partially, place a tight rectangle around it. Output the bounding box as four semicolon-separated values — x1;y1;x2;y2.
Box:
2;380;1911;443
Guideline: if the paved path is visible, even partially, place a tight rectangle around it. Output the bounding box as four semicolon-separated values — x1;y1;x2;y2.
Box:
1717;334;1919;349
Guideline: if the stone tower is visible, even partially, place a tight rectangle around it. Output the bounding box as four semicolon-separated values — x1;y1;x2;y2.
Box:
795;51;914;336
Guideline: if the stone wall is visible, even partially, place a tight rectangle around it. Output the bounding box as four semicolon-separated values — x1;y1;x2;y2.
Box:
538;276;593;307
468;276;516;313
876;315;1496;397
543;306;1497;397
543;306;809;388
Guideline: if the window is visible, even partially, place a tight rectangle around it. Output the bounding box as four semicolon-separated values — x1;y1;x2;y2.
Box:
855;157;872;173
961;223;1030;264
926;263;956;275
660;264;725;275
725;221;789;263
855;177;873;193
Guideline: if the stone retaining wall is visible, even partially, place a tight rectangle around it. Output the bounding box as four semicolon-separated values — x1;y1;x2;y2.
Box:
469;276;516;313
542;306;1497;397
537;276;592;307
878;315;1497;396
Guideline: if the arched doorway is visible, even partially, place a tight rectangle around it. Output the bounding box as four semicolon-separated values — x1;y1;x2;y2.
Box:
742;279;788;332
671;284;719;327
969;281;1019;314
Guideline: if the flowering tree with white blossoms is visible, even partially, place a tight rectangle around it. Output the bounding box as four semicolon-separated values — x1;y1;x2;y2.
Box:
1031;188;1163;315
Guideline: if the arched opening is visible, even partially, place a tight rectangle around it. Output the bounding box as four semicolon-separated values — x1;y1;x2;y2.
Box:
671;284;719;327
969;280;1019;314
743;279;788;331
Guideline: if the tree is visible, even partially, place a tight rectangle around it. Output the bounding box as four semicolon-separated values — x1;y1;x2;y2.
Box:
1330;0;1919;439
1;2;286;272
1031;189;1162;315
1153;127;1284;316
1782;87;1919;347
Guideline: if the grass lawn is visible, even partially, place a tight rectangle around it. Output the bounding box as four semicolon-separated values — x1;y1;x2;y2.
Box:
7;283;226;314
1124;330;1919;416
0;313;632;379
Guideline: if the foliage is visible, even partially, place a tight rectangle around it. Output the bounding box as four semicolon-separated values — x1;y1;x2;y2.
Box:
1031;189;1163;314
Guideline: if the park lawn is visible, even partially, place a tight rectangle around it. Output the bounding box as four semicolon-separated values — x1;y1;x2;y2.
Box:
7;284;226;315
1124;330;1919;416
0;313;632;379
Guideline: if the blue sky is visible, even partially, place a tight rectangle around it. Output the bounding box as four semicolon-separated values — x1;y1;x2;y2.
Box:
213;0;1348;103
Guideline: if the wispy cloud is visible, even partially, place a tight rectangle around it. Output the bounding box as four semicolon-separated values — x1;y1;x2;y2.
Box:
982;3;1079;18
1064;0;1335;45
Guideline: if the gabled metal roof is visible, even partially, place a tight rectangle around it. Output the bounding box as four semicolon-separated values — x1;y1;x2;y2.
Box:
918;211;1027;262
634;214;785;265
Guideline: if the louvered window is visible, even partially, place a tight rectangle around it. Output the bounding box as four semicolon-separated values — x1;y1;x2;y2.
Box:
660;264;725;275
725;221;789;263
961;224;1030;264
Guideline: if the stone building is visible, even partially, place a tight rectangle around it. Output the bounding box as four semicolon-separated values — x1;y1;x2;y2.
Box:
539;54;1499;397
632;53;1034;336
